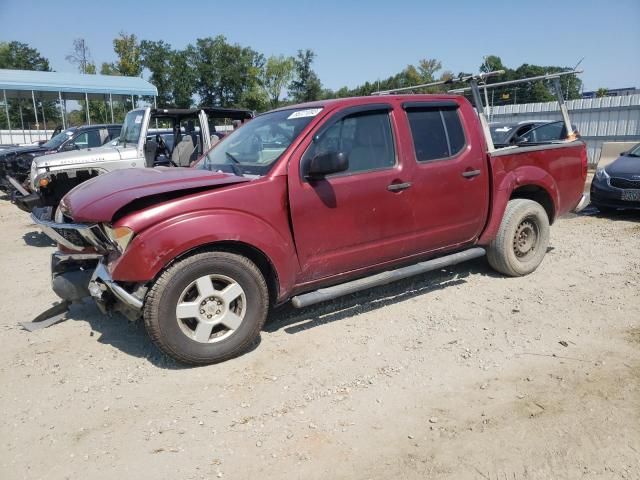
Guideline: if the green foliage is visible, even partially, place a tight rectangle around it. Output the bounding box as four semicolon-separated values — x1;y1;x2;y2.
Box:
0;41;51;71
169;48;197;108
192;35;264;108
479;55;583;104
262;55;295;109
140;40;173;106
288;49;322;103
102;32;142;77
596;87;608;98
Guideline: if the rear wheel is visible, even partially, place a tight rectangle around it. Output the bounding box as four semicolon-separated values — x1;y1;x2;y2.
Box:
143;251;269;365
487;199;550;277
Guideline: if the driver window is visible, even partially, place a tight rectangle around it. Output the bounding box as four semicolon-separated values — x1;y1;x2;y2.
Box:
70;132;88;149
520;122;564;143
305;111;395;174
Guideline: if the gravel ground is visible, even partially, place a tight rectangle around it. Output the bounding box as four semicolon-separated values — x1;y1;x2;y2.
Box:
0;195;638;480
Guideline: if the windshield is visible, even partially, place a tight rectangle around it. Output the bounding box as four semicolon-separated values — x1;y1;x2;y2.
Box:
627;143;640;157
490;124;516;144
42;129;75;150
119;109;146;147
196;107;322;176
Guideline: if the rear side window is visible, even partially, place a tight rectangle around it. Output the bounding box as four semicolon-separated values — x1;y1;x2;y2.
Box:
406;107;466;162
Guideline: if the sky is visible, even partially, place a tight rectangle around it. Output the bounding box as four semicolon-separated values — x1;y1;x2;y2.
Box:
0;0;638;92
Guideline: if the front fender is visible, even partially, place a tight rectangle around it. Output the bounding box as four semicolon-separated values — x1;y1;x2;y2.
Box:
478;165;559;245
109;210;299;300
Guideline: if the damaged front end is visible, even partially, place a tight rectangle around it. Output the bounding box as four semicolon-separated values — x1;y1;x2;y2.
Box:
32;208;146;320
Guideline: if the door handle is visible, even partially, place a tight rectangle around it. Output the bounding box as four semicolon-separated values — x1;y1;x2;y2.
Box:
387;182;412;192
462;169;481;179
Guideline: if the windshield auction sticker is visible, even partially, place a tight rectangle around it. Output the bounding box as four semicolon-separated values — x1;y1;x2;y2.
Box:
287;108;323;120
134;115;143;124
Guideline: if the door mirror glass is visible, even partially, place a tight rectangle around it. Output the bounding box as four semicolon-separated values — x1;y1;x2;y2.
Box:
62;142;79;151
306;151;349;179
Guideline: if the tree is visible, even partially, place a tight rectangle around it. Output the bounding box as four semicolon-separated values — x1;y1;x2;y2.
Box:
418;58;442;82
480;55;505;74
66;38;93;74
170;48;197;108
102;32;142;77
262;55;295;108
262;56;295;108
140;40;173;106
478;57;583;104
288;49;322;103
192;35;264;108
0;41;50;71
596;88;608;98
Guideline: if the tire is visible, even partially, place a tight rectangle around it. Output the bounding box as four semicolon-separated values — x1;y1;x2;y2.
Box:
486;199;550;277
144;251;269;365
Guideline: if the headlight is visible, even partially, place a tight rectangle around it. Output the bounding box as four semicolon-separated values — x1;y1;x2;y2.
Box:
103;225;135;252
595;167;610;182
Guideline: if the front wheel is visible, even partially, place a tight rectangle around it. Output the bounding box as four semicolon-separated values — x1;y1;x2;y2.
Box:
143;251;269;365
487;199;550;277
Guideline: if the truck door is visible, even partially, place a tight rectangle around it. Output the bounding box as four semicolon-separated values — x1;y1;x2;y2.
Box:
402;101;488;252
287;104;416;282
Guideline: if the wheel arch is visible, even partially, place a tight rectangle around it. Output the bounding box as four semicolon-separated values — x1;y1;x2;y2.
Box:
166;241;281;306
509;184;555;225
479;166;559;245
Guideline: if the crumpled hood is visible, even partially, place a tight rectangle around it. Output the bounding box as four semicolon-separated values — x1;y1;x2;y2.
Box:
0;145;47;161
62;167;250;223
33;146;122;169
606;155;640;178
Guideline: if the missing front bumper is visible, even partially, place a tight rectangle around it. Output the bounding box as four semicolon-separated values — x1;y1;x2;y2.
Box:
88;262;143;311
50;253;144;319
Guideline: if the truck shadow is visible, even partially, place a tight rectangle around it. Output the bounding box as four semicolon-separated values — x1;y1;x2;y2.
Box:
265;258;495;335
567;205;640;222
23;230;55;247
56;300;261;369
41;257;498;367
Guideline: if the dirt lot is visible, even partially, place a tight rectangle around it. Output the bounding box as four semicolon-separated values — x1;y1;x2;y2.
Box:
0;196;638;480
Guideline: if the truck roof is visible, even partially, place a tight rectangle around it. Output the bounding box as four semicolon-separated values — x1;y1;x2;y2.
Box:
151;107;254;120
270;94;468;113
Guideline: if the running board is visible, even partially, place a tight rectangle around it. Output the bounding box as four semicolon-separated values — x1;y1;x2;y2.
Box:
291;247;486;308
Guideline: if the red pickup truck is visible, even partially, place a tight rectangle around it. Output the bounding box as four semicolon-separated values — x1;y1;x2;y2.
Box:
34;94;587;364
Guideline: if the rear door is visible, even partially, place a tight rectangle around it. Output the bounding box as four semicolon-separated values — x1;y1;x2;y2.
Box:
402;101;489;252
287;104;416;282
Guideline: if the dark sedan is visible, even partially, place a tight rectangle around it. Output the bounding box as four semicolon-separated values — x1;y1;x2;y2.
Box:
0;124;120;192
591;143;640;212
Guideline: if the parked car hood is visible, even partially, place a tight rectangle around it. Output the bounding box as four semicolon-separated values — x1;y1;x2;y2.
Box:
62;167;250;223
0;145;47;161
32;147;122;169
607;155;640;178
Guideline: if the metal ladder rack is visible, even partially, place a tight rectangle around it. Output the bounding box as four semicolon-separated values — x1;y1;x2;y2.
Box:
371;69;583;153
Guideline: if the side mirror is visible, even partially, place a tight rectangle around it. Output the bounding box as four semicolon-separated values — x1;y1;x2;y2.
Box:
62;143;79;151
305;151;349;179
